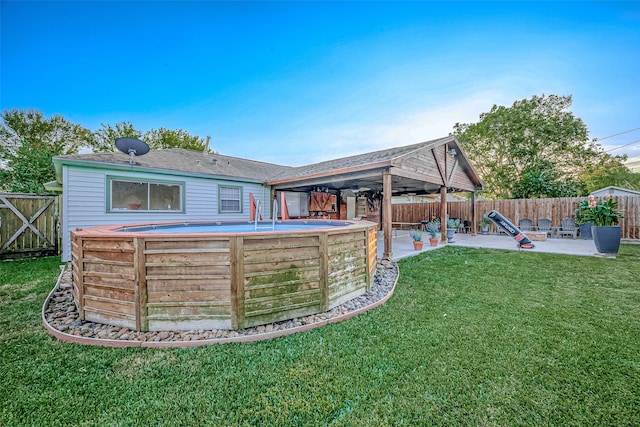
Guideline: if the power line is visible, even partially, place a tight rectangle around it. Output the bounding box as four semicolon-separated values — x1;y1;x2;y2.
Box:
604;139;640;153
594;127;640;142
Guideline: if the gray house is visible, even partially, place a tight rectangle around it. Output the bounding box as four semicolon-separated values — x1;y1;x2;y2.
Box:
52;136;483;261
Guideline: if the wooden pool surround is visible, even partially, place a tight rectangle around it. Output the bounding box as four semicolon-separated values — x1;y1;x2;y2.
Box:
71;220;378;332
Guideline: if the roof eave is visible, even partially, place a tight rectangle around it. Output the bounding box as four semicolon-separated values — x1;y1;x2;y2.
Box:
266;160;393;186
52;157;267;186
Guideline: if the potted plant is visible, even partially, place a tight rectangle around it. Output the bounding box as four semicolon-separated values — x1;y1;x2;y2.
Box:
426;221;440;246
410;229;424;250
479;215;492;235
574;202;593;240
577;194;624;255
446;218;460;243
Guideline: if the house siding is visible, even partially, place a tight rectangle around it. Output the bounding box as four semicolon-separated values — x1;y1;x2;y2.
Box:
60;165;270;261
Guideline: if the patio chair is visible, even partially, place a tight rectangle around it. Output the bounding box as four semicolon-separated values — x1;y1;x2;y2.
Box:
537;218;553;238
558;217;578;239
518;218;533;231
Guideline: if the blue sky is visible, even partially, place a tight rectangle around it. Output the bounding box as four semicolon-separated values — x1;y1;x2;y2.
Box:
2;1;640;167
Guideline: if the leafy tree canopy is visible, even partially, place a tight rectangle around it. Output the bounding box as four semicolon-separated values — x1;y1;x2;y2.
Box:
1;110;213;193
0;109;92;192
454;94;598;199
580;153;640;193
91;124;208;152
144;127;207;151
91;122;142;152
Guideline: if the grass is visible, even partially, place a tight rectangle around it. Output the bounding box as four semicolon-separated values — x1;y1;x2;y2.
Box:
1;245;639;426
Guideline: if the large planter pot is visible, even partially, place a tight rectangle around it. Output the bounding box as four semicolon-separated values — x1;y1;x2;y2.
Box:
480;225;489;235
446;228;456;243
579;222;593;240
592;226;621;255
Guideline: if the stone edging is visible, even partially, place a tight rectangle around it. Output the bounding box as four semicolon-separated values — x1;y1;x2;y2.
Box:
42;264;399;348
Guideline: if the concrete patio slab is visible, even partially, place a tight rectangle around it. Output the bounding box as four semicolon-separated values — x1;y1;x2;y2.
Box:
378;230;601;261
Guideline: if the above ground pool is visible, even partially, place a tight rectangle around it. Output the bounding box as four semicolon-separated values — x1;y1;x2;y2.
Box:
71;219;378;332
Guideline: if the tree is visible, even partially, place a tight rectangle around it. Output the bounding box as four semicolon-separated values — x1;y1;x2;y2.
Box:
511;161;586;199
454;94;597;199
0;109;92;192
91;123;209;153
91;122;142;152
143;128;207;151
580;153;640;193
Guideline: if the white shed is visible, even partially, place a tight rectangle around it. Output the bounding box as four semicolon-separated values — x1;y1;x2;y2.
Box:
591;186;640;197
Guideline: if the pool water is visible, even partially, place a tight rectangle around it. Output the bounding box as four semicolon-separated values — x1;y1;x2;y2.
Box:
117;220;350;233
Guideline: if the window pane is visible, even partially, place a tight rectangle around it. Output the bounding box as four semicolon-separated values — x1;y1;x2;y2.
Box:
221;200;240;212
150;183;181;210
219;186;241;213
112;181;147;210
220;187;240;199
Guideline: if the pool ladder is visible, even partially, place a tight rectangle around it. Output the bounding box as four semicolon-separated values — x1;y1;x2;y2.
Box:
254;199;277;231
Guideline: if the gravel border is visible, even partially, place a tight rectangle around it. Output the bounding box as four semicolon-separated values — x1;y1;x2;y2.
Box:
42;260;399;348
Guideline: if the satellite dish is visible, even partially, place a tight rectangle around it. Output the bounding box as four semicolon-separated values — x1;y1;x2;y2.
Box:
115;137;150;165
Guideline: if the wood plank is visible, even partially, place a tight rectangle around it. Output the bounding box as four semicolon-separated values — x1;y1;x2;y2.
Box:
244;265;319;285
244;263;319;277
147;304;231;317
245;299;321;318
143;248;230;254
242;236;320;252
82;239;135;253
146;278;231;292
244;280;320;299
243;246;320;264
82;275;136;290
147;290;231;303
84;308;136;330
146;265;231;276
144;239;230;250
242;304;323;328
84;286;135;301
84;295;136;315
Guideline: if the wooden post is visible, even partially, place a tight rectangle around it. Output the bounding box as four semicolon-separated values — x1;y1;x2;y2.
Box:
440;186;448;241
470;191;477;236
383;169;393;259
134;238;148;331
231;236;244;330
74;235;85;321
319;232;329;311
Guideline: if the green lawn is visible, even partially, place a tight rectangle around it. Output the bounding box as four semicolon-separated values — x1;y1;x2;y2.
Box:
1;246;639;426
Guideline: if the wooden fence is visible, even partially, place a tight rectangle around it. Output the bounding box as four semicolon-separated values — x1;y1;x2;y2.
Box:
392;196;640;239
0;193;59;260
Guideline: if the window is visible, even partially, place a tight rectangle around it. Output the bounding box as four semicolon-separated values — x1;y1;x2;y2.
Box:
219;185;242;213
109;177;183;212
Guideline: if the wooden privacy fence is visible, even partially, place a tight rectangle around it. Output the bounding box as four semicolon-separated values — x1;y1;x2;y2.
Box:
0;193;59;259
392;196;640;239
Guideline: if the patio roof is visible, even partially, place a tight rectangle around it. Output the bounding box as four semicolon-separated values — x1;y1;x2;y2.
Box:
267;135;483;195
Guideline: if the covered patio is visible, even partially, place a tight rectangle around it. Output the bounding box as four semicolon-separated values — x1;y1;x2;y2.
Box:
267;136;483;259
